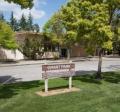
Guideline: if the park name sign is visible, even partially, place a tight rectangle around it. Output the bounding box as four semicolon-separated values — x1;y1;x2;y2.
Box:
42;63;75;92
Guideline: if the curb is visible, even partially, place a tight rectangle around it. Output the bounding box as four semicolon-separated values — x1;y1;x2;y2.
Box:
0;62;44;67
0;60;69;67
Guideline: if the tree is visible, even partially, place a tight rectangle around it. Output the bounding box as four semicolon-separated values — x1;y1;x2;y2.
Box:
105;0;120;25
26;13;33;31
0;20;18;49
33;24;40;32
61;0;113;78
5;0;33;9
20;33;44;59
44;0;115;78
0;12;4;21
10;12;19;31
43;12;75;59
19;14;27;31
112;15;120;54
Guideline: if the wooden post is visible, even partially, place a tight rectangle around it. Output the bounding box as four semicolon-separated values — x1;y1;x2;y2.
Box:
69;76;72;89
45;79;48;92
69;61;73;89
44;60;48;93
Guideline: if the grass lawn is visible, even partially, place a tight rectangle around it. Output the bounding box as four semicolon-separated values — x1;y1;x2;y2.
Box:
0;72;120;112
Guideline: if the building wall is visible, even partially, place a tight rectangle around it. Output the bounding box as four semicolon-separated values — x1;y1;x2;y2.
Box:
0;48;24;60
71;45;87;57
16;32;88;59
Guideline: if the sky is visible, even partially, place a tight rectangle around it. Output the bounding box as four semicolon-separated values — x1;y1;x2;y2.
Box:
0;0;67;30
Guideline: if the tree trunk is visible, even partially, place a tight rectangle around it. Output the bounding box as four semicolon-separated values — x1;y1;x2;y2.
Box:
118;50;120;56
96;49;103;79
67;48;70;60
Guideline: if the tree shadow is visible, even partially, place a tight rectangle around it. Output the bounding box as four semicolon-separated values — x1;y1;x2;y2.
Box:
0;76;21;84
0;60;18;64
106;65;120;71
72;70;101;84
73;70;120;84
73;75;102;84
103;72;120;83
75;70;96;76
0;80;44;99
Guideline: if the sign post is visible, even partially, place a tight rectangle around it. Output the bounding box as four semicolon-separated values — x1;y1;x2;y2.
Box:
69;76;72;89
42;63;75;92
45;79;48;92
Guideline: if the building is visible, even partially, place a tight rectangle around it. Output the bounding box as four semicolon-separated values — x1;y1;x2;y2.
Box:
0;32;87;61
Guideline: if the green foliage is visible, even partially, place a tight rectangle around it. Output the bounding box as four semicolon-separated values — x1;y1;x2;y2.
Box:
33;24;40;33
0;12;4;21
19;14;27;31
112;12;120;53
20;33;44;59
0;21;18;49
10;12;19;31
44;0;120;56
43;11;77;48
18;13;40;32
26;13;33;31
5;0;33;9
43;12;65;45
60;0;114;54
64;31;77;46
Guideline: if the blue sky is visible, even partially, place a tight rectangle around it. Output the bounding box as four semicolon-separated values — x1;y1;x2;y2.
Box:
0;0;67;30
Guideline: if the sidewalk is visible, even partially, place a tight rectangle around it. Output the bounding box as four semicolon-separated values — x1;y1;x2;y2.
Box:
0;59;70;67
0;57;120;67
0;57;90;67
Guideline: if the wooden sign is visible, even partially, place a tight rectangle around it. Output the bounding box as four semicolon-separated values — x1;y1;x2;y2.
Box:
42;63;75;92
42;63;75;79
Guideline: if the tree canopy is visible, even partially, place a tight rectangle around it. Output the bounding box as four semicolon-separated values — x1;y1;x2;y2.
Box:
0;21;18;49
5;0;33;8
43;0;120;78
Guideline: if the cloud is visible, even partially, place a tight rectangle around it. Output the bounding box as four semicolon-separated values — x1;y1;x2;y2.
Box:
0;0;46;20
14;7;45;20
34;0;47;5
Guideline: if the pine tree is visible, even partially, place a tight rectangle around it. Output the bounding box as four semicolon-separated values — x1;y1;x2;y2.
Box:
33;24;40;32
0;12;4;21
19;14;27;31
26;12;33;31
10;12;19;31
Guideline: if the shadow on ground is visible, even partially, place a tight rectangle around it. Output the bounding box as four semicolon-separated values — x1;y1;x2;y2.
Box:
74;71;120;84
0;71;120;100
73;74;101;84
0;80;44;99
74;70;101;84
0;76;22;84
107;65;120;70
0;60;18;64
103;72;120;83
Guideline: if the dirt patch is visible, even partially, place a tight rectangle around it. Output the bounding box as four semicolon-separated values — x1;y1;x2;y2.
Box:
36;87;80;97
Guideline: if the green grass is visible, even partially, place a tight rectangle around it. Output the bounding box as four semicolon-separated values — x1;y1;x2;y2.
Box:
0;72;120;112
